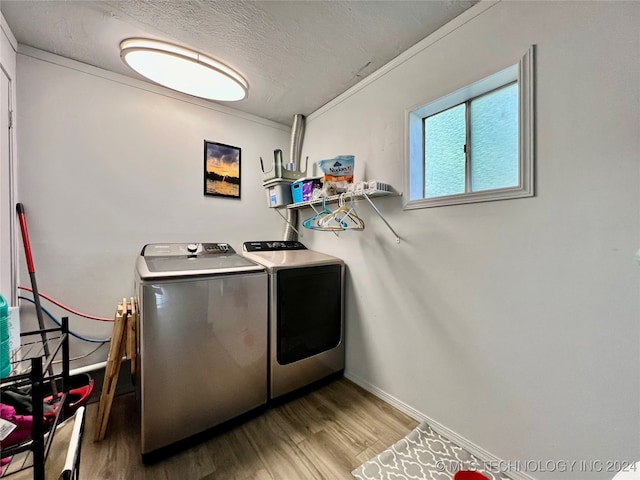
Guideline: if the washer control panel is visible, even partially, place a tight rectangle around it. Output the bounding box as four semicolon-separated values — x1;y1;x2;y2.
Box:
243;241;307;252
142;243;233;257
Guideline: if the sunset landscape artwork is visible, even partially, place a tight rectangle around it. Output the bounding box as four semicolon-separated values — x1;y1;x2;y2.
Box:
204;141;241;198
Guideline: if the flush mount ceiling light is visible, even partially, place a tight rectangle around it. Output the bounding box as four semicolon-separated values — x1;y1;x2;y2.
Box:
120;38;248;101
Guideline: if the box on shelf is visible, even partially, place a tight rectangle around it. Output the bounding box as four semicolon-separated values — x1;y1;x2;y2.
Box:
264;179;293;208
291;177;323;204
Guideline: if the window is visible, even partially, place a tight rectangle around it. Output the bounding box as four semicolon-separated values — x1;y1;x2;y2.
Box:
405;46;534;209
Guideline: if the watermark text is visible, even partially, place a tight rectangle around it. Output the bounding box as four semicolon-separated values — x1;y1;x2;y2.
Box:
435;459;638;474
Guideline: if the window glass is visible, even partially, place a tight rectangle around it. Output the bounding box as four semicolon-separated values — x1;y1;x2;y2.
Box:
424;103;466;198
470;83;518;192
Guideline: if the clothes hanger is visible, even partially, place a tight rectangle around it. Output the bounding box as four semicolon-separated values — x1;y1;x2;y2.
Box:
341;193;365;230
317;193;365;231
315;194;346;231
302;196;333;230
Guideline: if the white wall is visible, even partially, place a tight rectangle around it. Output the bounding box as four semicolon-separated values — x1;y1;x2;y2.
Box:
301;1;640;479
15;48;289;365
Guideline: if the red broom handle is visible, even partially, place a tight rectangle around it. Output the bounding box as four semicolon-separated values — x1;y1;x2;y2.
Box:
16;203;35;273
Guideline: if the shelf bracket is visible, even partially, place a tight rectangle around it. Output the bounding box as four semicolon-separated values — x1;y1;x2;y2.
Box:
362;192;400;244
274;208;301;236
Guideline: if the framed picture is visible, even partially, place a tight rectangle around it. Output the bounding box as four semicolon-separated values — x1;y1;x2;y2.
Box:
204;140;241;198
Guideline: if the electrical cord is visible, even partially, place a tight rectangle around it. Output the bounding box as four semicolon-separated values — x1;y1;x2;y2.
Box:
52;341;109;365
18;296;111;343
18;286;114;322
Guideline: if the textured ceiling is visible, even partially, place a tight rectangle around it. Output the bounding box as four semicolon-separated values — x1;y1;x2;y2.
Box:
1;0;477;125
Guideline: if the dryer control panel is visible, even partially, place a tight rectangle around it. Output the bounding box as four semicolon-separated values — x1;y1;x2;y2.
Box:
243;241;307;252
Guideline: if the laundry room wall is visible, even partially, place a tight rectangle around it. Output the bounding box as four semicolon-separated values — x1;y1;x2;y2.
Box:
301;2;639;479
14;47;289;365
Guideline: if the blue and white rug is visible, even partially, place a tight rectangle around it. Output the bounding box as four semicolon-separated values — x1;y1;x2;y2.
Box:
352;422;510;480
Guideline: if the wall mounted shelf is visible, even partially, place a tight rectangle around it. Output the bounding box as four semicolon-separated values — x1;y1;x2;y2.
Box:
286;188;395;210
285;188;401;243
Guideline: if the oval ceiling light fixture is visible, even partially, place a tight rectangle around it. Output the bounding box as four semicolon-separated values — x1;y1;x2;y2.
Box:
120;38;248;101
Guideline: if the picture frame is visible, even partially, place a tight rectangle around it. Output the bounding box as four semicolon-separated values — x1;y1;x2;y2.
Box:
204;140;241;198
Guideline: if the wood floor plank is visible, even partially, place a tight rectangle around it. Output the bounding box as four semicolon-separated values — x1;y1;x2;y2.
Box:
78;378;417;480
268;405;312;445
250;469;274;480
272;395;330;443
205;427;266;480
296;428;364;479
305;384;414;458
355;440;388;464
242;411;324;480
315;380;419;443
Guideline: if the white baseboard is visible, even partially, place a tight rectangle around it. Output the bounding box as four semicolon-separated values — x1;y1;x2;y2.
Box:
344;371;536;480
69;360;108;376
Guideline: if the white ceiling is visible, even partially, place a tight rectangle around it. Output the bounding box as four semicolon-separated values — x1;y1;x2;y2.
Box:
1;0;477;125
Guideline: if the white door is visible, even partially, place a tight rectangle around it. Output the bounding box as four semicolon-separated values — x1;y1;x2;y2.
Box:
0;66;15;304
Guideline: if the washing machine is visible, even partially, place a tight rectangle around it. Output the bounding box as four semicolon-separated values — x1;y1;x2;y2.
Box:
242;241;345;400
135;242;267;460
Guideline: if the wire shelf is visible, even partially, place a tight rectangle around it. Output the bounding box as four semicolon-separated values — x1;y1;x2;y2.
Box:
286;188;397;210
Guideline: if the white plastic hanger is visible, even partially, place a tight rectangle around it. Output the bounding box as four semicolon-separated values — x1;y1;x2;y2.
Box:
317;193;365;231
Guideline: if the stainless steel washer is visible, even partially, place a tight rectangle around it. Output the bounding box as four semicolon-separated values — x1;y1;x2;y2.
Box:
242;241;345;400
134;243;267;460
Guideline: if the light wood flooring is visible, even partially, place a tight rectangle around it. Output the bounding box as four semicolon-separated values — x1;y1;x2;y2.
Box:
80;378;418;480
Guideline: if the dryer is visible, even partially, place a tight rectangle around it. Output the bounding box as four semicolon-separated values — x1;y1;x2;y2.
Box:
242;241;345;400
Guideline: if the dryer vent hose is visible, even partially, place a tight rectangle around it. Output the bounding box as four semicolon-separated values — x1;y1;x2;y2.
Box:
283;209;299;242
283;114;305;242
290;114;305;170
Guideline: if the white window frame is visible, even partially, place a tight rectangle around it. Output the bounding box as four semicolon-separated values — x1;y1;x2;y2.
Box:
404;45;535;209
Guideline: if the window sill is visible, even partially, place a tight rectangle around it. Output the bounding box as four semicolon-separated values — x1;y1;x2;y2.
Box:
403;184;533;210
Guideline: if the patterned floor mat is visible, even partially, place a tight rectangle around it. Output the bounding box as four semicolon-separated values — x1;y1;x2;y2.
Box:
352;422;510;480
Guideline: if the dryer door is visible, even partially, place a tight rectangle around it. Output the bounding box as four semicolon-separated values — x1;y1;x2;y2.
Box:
276;264;343;365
